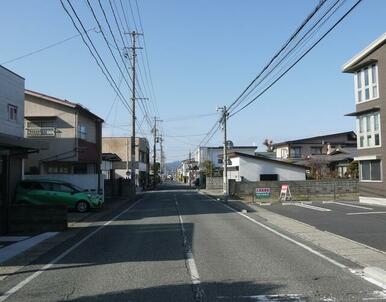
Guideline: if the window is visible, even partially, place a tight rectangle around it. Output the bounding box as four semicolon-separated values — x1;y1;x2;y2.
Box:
78;125;87;140
357;112;381;148
73;164;88;174
311;147;323;155
360;160;381;181
355;64;379;103
51;183;74;193
7;104;17;122
290;147;302;158
218;158;223;164
47;164;70;174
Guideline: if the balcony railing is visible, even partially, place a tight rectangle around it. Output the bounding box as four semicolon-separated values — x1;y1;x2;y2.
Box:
26;127;56;137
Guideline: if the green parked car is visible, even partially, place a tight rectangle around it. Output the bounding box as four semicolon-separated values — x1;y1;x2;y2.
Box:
15;179;104;213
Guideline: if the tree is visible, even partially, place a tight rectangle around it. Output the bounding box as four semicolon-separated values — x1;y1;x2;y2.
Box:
202;160;214;177
263;139;274;152
347;161;359;179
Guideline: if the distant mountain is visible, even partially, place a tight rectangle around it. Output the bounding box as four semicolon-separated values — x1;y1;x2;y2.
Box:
165;161;180;173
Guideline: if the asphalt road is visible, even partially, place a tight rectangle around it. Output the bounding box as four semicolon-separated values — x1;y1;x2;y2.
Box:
0;183;384;301
264;201;386;252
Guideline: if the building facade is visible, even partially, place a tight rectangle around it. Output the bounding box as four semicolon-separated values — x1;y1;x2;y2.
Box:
102;137;150;187
195;145;257;169
343;32;386;205
226;152;306;182
24;90;103;175
0;67;43;233
273;132;357;160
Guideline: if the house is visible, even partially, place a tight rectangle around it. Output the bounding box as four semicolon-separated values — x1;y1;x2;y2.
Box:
294;147;358;179
225;152;306;182
101;153;122;180
102;137;150;187
342;32;386;205
177;159;198;184
273;131;357;159
24;90;103;176
0;67;45;233
195;145;257;170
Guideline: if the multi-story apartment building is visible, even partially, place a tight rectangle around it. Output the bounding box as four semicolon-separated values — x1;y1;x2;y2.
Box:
343;32;386;205
24;90;103;175
102;137;150;187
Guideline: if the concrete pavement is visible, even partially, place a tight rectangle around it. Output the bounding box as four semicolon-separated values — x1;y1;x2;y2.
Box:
0;183;385;301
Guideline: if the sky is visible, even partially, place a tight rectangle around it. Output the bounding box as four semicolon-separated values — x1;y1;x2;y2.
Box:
1;0;386;163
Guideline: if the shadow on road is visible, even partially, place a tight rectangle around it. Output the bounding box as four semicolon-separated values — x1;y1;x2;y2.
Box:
58;281;283;302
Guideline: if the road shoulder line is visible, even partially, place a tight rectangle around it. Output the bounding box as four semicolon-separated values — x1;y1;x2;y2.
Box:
0;198;143;302
198;191;386;290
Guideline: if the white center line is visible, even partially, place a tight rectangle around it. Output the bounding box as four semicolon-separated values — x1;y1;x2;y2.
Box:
174;195;204;301
323;201;373;210
347;211;386;216
294;203;331;212
0;198;143;302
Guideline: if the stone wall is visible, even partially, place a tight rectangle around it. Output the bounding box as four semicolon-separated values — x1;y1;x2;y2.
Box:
230;179;359;202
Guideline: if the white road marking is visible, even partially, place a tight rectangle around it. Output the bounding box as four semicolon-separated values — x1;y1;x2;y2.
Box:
294;203;331;212
0;232;58;265
0;198;143;302
347;211;386;216
323;201;373;210
174;195;203;300
217;294;306;301
207;197;386;291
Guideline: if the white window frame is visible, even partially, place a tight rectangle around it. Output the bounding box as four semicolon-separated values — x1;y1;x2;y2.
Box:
7;104;18;122
359;160;382;182
354;63;379;104
356;112;381;149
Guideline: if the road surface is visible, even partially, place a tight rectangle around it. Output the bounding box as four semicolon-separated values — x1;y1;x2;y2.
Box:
0;183;384;301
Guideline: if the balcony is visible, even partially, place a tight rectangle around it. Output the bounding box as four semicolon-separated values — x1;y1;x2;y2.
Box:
26;127;56;138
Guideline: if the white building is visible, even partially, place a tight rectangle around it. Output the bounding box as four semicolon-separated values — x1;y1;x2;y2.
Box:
226;152;306;182
195;146;257;169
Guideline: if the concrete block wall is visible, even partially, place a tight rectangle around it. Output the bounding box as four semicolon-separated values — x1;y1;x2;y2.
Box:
232;179;358;201
8;204;67;234
206;177;223;190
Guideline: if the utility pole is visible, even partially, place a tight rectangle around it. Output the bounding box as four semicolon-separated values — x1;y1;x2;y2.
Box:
152;117;162;188
128;31;143;191
160;135;164;181
217;106;229;202
189;150;192;187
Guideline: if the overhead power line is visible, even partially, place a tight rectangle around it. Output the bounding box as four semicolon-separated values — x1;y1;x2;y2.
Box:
60;0;133;115
229;0;363;118
0;27;97;65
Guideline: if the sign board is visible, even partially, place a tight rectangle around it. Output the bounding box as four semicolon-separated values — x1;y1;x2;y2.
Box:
279;184;292;201
255;188;271;199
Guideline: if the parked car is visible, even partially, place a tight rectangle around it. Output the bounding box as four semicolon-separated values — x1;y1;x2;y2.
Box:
15;179;104;213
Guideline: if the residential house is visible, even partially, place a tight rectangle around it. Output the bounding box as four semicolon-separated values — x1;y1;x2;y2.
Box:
177;159;198;184
342;32;386;205
195;145;257;170
0;67;44;233
102;137;150;187
24;90;103;175
273;131;357;159
225;152;306;182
